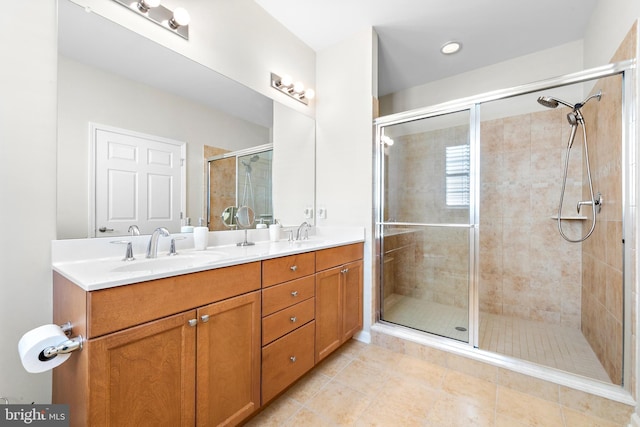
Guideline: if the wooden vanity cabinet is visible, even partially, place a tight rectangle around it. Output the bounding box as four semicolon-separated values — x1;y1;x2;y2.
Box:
196;291;261;427
53;262;261;427
315;243;364;363
89;310;197;426
261;253;316;403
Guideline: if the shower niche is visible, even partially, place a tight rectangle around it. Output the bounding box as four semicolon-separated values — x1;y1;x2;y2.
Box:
375;63;633;387
207;145;273;231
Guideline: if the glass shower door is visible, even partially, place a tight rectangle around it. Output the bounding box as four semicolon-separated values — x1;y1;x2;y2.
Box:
378;109;476;343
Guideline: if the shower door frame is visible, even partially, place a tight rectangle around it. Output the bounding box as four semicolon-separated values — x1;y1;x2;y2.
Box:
374;59;636;389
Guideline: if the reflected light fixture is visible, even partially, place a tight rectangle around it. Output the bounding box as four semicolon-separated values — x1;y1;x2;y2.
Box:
381;135;394;146
271;72;315;105
112;0;190;39
440;41;462;55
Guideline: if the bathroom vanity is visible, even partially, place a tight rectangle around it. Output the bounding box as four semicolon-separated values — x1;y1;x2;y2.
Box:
51;233;363;427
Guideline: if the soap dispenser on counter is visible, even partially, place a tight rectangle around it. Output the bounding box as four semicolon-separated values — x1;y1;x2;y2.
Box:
193;218;208;250
181;217;194;233
269;219;282;242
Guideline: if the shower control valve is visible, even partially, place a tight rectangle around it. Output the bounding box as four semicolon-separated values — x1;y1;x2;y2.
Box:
577;192;603;214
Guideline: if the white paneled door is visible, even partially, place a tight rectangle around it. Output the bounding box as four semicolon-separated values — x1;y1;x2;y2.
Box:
92;125;185;237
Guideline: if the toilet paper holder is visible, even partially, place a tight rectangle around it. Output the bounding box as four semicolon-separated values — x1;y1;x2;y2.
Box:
38;322;83;362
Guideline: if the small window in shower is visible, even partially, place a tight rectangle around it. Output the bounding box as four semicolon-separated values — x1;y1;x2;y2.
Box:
445;144;470;207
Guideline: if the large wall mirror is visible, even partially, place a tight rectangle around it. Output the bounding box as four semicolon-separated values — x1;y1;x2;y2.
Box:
56;0;315;239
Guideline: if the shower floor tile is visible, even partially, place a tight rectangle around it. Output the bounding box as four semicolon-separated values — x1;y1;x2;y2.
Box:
382;294;611;383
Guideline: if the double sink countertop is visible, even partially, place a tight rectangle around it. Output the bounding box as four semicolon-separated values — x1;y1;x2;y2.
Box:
52;226;365;291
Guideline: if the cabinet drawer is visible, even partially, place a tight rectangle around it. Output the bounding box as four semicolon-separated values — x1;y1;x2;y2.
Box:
262;252;315;287
262;321;315;403
262;276;315;316
262;298;315;345
87;262;261;338
316;243;363;272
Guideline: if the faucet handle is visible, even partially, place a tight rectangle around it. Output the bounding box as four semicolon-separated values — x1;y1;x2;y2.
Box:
111;240;136;261
168;236;186;256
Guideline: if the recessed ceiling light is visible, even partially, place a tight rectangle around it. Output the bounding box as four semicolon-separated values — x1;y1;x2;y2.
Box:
441;41;462;55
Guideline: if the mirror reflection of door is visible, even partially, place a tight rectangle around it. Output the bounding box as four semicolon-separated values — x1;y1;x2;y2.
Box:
92;124;186;237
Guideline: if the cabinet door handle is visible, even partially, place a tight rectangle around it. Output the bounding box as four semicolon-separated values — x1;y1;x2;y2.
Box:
200;315;210;323
290;356;296;363
188;319;197;327
291;291;298;297
290;316;297;323
290;265;298;272
341;268;349;274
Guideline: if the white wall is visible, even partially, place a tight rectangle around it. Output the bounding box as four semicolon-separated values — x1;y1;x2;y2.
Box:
0;3;57;404
315;29;377;339
272;102;316;226
57;57;269;239
584;0;640;69
380;40;584;116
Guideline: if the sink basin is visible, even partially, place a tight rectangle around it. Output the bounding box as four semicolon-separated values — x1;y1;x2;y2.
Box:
111;251;227;273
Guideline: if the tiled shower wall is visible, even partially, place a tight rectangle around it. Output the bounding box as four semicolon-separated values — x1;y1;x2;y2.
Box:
479;110;584;327
578;20;635;385
387;113;586;325
386;126;469;309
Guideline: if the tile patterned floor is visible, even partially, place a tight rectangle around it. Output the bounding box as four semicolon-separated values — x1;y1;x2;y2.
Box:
383;295;610;383
245;339;627;426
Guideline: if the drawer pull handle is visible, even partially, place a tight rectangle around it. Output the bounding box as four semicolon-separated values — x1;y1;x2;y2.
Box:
290;356;297;363
291;291;298;297
290;265;298;272
341;268;349;274
188;319;197;327
290;316;297;323
200;315;210;323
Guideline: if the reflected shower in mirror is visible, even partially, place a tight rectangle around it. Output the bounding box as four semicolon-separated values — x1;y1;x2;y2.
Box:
207;145;273;231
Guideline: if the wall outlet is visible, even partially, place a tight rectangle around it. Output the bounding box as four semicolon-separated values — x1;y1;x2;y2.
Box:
317;207;327;219
304;207;313;219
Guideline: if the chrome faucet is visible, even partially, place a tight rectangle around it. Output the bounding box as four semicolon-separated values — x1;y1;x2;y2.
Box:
128;225;140;236
295;221;311;241
146;227;170;258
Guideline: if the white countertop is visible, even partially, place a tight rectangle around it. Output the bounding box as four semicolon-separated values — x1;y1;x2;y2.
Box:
52;227;365;291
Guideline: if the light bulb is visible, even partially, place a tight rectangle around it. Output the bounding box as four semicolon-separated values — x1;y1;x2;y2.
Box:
280;75;293;87
303;89;315;100
136;0;160;13
293;82;305;94
169;7;190;28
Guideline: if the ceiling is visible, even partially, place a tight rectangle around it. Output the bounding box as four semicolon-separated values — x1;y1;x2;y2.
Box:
254;0;598;96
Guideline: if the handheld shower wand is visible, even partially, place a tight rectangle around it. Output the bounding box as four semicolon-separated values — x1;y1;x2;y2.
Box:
536;90;603;242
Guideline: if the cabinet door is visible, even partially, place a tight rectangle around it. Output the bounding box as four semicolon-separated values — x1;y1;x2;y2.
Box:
342;260;363;341
89;310;197;426
196;291;261;427
315;266;342;362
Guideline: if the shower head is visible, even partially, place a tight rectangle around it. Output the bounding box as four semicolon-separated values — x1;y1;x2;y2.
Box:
537;90;603;111
250;155;259;162
537;95;574;109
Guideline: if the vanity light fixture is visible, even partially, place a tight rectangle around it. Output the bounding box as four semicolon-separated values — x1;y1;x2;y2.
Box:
440;41;462;55
271;72;315;105
112;0;190;40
